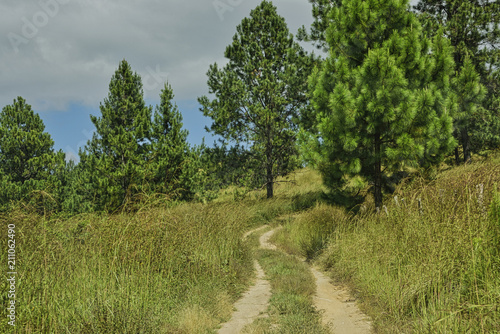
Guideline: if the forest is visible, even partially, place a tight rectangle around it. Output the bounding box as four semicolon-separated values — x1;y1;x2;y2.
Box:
0;0;499;213
1;0;500;333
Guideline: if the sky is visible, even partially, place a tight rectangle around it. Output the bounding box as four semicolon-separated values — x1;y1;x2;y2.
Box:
1;0;420;162
1;0;318;162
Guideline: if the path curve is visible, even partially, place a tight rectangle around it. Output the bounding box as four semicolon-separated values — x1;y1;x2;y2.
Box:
312;267;372;333
217;227;272;334
259;226;282;250
261;226;373;333
219;226;373;333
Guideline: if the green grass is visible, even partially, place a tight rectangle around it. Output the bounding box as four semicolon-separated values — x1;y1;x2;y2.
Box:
0;203;253;333
242;247;328;334
4;155;499;333
0;169;321;333
278;157;500;333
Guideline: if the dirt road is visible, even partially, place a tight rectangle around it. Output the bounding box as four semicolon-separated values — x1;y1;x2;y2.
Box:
217;226;372;333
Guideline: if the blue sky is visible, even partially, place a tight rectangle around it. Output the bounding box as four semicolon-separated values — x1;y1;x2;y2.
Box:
2;0;419;162
1;0;316;161
40;99;217;161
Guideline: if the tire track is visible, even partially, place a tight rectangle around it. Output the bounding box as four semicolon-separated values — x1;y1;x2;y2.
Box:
217;226;272;334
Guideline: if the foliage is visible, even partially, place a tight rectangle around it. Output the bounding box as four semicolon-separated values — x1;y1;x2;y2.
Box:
0;97;66;212
77;59;152;211
307;0;456;207
200;141;256;191
74;61;199;212
297;0;339;52
469;69;500;153
148;83;199;200
450;57;487;162
199;0;312;198
415;0;500;161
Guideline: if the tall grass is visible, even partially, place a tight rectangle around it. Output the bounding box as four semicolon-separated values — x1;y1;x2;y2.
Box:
289;158;500;333
0;168;323;333
0;203;254;333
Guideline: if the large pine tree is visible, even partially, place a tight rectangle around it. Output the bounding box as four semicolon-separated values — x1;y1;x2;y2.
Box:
309;0;456;208
79;60;152;211
415;0;500;162
0;97;65;211
198;0;312;198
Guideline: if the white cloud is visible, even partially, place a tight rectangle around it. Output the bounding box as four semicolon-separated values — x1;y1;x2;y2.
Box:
1;0;315;113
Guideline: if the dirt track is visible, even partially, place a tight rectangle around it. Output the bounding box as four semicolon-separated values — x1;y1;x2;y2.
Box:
218;226;273;334
312;267;372;333
217;226;372;333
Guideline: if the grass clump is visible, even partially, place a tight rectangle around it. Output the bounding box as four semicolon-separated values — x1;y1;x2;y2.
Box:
271;204;344;260
242;249;328;334
313;157;500;333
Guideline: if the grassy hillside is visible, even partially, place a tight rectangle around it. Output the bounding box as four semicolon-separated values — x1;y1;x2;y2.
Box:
0;170;321;333
275;156;500;333
2;155;499;333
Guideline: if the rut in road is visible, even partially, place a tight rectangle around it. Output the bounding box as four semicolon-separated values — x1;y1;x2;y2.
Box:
218;226;373;333
217;226;272;334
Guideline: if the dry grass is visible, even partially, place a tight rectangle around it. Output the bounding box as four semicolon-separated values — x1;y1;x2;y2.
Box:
316;156;500;333
0;168;323;333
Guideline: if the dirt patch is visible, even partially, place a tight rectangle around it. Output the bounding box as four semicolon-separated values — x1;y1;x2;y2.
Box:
218;260;271;334
243;225;269;240
218;227;273;334
311;267;372;333
259;226;282;250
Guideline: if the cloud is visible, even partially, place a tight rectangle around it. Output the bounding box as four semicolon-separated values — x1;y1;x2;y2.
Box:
0;0;313;113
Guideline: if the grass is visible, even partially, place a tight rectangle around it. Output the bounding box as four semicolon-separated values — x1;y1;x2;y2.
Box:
241;246;328;333
3;154;499;333
0;203;252;333
0;169;321;333
277;157;500;333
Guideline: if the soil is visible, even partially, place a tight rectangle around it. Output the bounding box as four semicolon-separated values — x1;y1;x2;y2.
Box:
218;226;273;334
311;267;372;333
217;260;271;334
217;226;373;333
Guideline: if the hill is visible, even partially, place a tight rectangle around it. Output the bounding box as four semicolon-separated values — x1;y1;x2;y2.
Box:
1;154;499;333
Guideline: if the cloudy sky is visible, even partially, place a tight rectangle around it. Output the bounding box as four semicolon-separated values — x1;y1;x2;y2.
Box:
2;0;420;161
1;0;319;161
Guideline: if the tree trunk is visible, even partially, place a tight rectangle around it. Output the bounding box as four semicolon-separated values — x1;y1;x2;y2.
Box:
374;134;383;209
266;154;274;199
455;146;460;165
462;127;471;163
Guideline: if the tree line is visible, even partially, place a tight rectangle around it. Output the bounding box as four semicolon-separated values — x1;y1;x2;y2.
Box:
1;0;498;213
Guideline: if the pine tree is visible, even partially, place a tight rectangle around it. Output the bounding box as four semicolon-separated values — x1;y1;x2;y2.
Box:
469;69;500;152
79;60;152;211
198;0;312;198
451;58;486;162
309;0;456;208
0;97;66;211
149;83;196;199
415;0;500;162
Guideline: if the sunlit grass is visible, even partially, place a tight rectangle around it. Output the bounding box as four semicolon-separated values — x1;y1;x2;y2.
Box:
242;248;329;334
0;168;323;333
278;155;500;333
